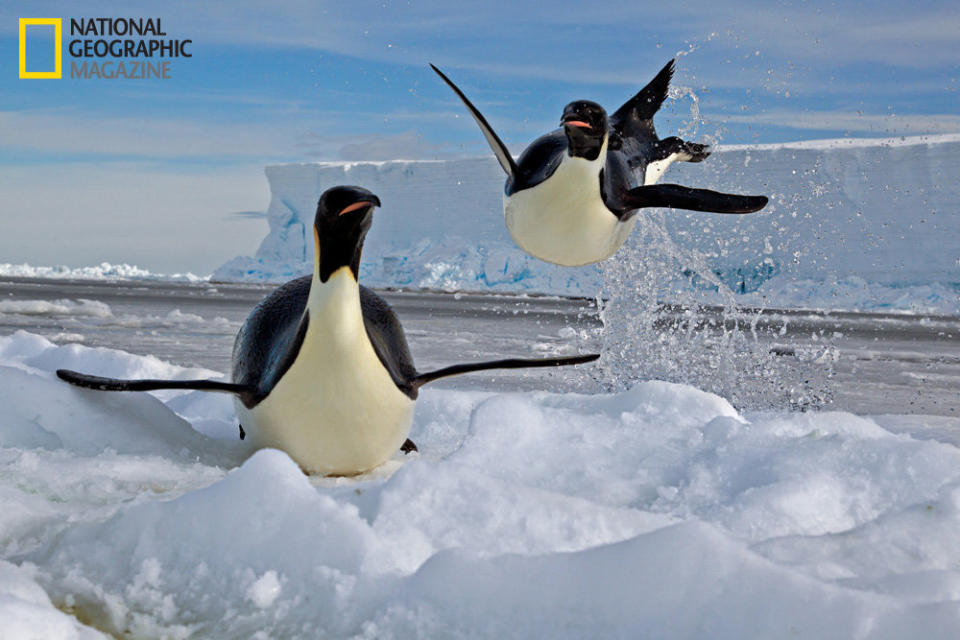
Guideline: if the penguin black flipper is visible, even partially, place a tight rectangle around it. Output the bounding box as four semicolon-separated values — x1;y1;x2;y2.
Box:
610;58;675;171
56;369;253;395
357;288;598;396
609;60;711;181
430;64;519;181
411;353;600;390
231;275;313;408
55;277;301;409
610;58;675;132
611;183;769;218
507;130;568;196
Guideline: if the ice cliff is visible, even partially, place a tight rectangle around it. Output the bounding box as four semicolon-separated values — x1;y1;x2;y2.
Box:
214;134;959;311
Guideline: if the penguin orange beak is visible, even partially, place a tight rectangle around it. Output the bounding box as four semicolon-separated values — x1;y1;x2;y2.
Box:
563;119;592;130
338;200;378;216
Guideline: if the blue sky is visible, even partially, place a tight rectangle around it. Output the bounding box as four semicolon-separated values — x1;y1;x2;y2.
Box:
1;0;958;272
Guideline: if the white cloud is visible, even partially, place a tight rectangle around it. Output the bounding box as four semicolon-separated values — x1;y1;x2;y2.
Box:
0;109;301;159
5;1;957;81
2;0;956;160
0;106;473;162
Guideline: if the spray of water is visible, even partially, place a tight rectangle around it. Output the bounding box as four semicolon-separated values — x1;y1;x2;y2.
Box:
596;212;835;410
596;74;835;411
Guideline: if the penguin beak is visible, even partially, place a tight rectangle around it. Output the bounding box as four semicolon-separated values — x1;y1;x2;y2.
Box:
562;118;593;131
337;198;380;216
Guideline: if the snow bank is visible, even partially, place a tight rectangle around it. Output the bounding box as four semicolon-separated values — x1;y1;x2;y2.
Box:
0;331;246;462
0;262;205;283
2;331;960;637
214;134;959;313
0;561;106;639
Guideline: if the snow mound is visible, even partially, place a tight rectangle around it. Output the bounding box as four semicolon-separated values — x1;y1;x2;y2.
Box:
0;561;106;639
366;520;953;640
0;331;246;463
1;331;960;637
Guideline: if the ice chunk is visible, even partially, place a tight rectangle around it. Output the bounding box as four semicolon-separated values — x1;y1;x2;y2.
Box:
0;561;106;639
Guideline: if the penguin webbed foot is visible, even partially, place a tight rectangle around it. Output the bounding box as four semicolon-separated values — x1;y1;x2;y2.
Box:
401;438;418;454
656;136;710;163
681;140;710;162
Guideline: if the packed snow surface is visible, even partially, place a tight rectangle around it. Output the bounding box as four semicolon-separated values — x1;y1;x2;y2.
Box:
215;134;959;313
2;330;960;638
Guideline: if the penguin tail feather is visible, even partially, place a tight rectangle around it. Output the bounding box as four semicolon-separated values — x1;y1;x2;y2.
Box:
411;353;599;390
56;369;253;395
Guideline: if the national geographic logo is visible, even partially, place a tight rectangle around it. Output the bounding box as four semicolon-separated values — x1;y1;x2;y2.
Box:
18;17;192;80
18;18;61;78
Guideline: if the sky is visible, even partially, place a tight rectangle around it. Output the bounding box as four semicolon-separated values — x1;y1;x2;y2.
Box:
1;0;958;273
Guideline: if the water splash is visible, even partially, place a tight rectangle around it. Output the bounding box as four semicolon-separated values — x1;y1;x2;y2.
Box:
674;32;718;59
668;38;723;145
596;213;835;411
670;85;703;141
596;77;835;410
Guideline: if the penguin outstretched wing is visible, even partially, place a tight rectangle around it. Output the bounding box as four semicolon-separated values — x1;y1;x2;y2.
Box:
610;58;675;145
359;286;599;396
610;184;769;219
609;59;710;176
605;60;768;217
56;369;254;395
430;64;519;180
411;353;600;391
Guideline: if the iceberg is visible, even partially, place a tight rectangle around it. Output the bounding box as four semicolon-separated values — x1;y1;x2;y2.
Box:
214;134;960;313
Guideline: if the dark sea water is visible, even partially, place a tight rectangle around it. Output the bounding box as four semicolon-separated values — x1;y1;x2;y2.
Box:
0;277;957;416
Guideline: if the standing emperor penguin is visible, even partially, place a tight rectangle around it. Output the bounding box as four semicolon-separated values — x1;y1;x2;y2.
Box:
431;60;769;267
57;186;599;476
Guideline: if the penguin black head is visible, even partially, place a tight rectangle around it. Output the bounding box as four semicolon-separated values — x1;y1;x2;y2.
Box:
560;100;608;160
314;185;382;282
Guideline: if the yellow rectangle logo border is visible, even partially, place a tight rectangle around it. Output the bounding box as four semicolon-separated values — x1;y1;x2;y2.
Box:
19;18;62;79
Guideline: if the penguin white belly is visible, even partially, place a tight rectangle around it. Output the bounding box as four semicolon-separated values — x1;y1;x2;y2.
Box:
236;269;415;475
504;150;634;267
643;151;691;185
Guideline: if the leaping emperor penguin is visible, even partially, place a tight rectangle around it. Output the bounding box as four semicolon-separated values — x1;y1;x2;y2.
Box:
57;186;599;476
431;60;769;267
